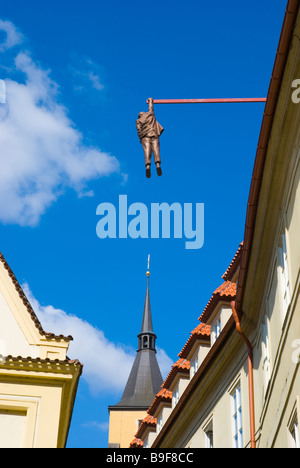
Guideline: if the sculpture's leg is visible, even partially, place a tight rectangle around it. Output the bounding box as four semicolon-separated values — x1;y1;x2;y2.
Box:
152;138;162;176
141;138;152;178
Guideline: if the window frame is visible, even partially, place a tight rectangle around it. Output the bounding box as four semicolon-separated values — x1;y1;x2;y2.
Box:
288;402;300;448
190;352;199;378
211;314;221;345
230;381;243;448
202;415;214;449
277;231;291;323
172;383;179;408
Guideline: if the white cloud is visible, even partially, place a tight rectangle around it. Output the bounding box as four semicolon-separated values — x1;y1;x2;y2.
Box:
70;57;105;93
86;71;104;92
156;347;174;379
0;21;121;226
0;19;23;52
22;283;173;395
23;283;135;394
0;79;5;103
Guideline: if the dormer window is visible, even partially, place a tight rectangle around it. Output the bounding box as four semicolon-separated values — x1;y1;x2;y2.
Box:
190;354;199;378
172;384;179;408
214;319;221;339
157;414;163;433
211;315;221;345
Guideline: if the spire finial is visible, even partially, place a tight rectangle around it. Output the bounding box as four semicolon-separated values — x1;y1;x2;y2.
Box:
146;254;150;277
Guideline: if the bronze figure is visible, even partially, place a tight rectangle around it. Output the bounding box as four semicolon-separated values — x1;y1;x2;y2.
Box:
136;98;164;178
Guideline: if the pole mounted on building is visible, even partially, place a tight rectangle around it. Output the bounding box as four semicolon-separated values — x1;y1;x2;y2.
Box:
147;98;267;104
137;96;267;178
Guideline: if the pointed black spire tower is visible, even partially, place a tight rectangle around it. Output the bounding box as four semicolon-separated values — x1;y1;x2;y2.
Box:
113;256;163;409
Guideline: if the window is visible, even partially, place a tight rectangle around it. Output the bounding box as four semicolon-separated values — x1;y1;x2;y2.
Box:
143;437;149;449
288;407;300;448
143;336;148;348
204;421;214;448
157;414;163;433
214;319;221;339
137;419;143;430
0;409;27;448
172;384;179;408
211;316;221;344
261;315;271;393
190;354;198;378
278;233;291;320
231;383;243;448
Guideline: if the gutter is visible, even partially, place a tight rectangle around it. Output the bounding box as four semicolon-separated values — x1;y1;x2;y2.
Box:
231;301;256;448
235;0;300;315
232;0;299;450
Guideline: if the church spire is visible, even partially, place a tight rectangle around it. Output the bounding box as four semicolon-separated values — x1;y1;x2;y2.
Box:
138;255;156;350
112;256;163;408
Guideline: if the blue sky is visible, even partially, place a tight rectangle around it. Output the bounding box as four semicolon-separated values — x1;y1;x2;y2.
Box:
0;0;287;448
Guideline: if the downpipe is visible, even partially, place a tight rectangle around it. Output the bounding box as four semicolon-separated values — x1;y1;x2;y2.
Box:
231;301;256;448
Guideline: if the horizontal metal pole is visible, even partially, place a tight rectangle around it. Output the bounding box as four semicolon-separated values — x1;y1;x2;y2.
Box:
147;98;267;104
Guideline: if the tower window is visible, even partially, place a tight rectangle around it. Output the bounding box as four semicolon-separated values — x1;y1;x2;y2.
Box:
143;336;148;348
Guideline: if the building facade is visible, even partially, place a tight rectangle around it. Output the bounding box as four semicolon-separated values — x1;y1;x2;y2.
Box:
130;0;300;449
0;252;82;448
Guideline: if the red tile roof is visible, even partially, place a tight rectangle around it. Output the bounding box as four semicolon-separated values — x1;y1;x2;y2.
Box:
178;323;211;359
222;242;243;281
134;414;157;440
147;388;172;416
163;358;191;389
129;438;144;448
199;281;236;322
131;249;239;445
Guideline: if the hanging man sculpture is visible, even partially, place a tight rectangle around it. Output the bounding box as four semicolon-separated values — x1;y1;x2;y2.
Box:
136;98;164;178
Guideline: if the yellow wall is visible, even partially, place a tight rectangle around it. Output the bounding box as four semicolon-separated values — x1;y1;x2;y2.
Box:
108;409;147;448
0;360;81;448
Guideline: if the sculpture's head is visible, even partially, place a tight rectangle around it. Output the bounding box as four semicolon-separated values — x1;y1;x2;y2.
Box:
138;112;145;119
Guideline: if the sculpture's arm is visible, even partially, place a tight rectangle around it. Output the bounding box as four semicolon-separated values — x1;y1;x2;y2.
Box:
147;97;154;114
136;120;143;139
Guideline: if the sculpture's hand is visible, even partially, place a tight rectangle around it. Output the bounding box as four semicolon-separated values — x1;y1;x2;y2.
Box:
147;97;154;112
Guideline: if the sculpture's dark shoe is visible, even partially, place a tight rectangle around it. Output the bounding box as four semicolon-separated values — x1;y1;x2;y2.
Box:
146;166;151;178
156;165;162;176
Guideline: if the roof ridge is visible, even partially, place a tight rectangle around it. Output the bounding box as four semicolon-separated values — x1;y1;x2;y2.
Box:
178;323;211;360
0;252;73;342
147;387;172;415
199;281;236;322
222;242;243;281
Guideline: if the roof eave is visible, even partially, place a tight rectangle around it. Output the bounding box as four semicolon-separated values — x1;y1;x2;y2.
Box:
235;0;300;316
